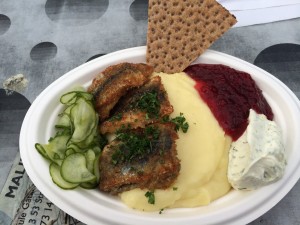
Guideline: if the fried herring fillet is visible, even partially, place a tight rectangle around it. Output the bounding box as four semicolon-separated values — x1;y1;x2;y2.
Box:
99;123;180;194
100;76;173;134
88;63;153;121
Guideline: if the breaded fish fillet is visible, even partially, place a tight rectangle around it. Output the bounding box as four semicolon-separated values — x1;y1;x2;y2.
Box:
99;123;180;194
100;76;173;134
88;63;153;121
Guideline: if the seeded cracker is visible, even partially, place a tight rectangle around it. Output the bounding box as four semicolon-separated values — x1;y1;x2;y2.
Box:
146;0;237;73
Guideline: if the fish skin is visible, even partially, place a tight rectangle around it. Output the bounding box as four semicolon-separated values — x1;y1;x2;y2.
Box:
99;123;180;195
100;76;173;134
88;63;153;121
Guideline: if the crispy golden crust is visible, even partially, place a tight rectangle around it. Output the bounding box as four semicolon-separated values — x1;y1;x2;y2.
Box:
88;63;154;121
99;123;180;194
99;76;173;134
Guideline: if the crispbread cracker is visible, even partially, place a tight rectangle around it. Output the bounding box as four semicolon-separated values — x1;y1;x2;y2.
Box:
146;0;237;73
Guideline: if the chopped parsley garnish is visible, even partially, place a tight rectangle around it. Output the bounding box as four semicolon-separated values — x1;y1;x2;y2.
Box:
111;126;160;165
172;187;178;191
163;113;189;133
145;125;160;139
145;190;155;204
159;208;164;214
131;91;160;118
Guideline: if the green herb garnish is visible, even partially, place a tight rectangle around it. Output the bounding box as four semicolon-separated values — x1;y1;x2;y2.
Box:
145;125;160;139
145;190;155;204
132;91;160;118
111;126;160;165
163;113;189;133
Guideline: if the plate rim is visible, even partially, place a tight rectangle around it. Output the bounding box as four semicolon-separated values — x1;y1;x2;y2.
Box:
20;46;300;225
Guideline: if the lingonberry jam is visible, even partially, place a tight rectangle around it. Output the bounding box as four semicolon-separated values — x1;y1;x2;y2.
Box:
184;64;273;141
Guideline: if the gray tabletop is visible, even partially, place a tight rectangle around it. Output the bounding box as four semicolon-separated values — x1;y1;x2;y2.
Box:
1;1;300;224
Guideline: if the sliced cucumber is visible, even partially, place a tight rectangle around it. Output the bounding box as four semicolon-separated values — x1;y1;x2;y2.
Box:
85;149;96;173
92;146;101;155
60;90;93;105
70;99;97;143
94;152;101;183
42;135;70;165
35;86;104;190
72;130;95;149
35;143;50;160
71;87;94;101
60;92;78;105
61;153;97;183
65;148;75;156
78;92;93;101
50;163;79;189
80;181;98;189
55;112;72;129
67;135;98;153
64;104;74;114
66;143;83;152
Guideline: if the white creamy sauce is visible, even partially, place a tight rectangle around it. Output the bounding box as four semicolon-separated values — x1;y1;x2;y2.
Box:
228;109;286;190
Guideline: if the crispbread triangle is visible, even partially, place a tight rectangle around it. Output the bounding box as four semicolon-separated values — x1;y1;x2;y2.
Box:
146;0;237;73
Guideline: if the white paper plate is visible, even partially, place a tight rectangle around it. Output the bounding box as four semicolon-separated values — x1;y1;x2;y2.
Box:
20;46;300;225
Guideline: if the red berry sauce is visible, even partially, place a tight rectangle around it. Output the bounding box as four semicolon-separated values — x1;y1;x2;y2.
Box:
184;64;273;141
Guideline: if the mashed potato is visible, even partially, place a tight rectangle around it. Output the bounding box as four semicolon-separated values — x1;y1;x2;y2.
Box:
120;72;232;211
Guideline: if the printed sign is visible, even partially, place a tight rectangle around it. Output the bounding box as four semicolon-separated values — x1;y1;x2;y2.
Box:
0;153;85;225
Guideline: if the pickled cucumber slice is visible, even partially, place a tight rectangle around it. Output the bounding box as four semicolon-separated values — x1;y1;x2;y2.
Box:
35;87;103;190
50;163;79;189
70;98;97;143
61;153;97;183
60;90;93;105
38;134;70;166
